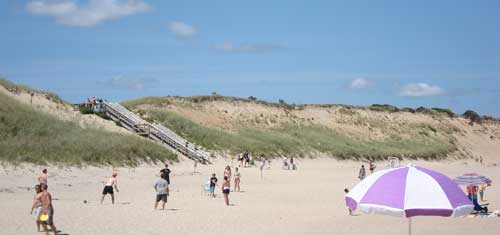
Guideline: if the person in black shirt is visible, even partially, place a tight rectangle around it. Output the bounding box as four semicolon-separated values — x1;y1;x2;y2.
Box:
160;163;171;184
209;173;218;198
160;163;171;195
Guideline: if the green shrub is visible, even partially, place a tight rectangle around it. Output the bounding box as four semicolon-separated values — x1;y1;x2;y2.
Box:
463;110;481;124
369;104;399;112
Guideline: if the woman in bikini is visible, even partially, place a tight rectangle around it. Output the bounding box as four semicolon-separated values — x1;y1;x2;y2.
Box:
234;167;241;192
223;165;232;182
222;176;231;206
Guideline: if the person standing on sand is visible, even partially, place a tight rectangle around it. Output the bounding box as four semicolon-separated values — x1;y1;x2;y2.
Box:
209;173;218;197
39;169;48;186
369;161;376;174
154;173;169;210
30;184;43;232
222;176;230;206
101;173;119;204
358;165;366;180
224;165;232;182
479;184;489;201
234;167;241;192
40;184;57;235
160;163;171;195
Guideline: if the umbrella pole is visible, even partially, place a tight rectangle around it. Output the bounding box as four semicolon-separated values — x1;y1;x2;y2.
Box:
408;217;412;235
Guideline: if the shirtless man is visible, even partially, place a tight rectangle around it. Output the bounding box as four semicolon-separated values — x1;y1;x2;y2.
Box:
101;173;119;204
39;169;48;186
30;184;43;232
40;184;58;235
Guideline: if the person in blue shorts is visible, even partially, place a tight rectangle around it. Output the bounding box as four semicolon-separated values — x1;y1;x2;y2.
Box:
209;173;218;198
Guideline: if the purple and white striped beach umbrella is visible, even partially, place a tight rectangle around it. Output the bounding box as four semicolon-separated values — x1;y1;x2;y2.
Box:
345;165;473;234
346;165;473;217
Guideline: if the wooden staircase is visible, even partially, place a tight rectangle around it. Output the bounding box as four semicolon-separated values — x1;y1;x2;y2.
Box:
103;102;211;164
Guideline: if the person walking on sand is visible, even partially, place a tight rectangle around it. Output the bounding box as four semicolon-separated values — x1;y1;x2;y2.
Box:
358;165;366;180
39;169;48;186
30;184;43;232
222;176;230;206
154;173;169;210
101;173;119;204
224;165;232;182
40;184;57;235
234;167;241;192
209;173;218;197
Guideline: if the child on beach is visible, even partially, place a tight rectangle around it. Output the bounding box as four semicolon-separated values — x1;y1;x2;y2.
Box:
209;173;218;197
101;172;119;204
222;176;230;206
234;167;241;192
154;173;169;210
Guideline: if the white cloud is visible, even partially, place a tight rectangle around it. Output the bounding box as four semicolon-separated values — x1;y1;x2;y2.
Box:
399;83;445;97
26;0;150;27
350;78;370;89
98;77;157;90
210;42;284;53
168;21;197;39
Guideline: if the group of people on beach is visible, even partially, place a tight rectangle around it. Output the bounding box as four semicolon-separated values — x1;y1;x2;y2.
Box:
153;163;171;210
31;169;58;235
207;165;242;206
358;161;376;180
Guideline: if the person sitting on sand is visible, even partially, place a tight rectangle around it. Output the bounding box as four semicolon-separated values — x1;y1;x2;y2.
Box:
234;167;241;192
39;169;48;186
154;173;169;210
210;173;218;197
101;173;119;204
40;184;57;235
358;165;366;180
344;188;353;216
466;185;478;201
222;176;231;206
30;184;43;232
224;165;232;182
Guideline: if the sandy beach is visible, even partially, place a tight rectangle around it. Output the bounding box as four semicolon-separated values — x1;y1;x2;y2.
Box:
1;158;498;235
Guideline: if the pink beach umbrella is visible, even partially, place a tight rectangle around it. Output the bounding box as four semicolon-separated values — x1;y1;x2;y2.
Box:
345;165;473;235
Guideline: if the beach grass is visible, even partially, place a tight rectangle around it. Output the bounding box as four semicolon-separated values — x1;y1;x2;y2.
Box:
0;91;177;166
137;107;454;160
0;78;66;104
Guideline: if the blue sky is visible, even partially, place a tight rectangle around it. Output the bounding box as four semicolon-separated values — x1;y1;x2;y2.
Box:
1;0;499;116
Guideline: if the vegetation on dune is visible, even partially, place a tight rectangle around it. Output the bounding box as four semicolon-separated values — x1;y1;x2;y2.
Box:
0;91;177;166
0;78;66;104
137;108;455;160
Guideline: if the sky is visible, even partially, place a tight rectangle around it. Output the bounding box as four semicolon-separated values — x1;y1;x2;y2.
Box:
1;0;499;116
